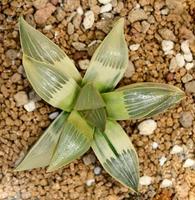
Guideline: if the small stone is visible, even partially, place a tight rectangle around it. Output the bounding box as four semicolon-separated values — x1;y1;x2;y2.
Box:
129;44;140;51
159;156;167;166
78;59;90;70
139;176;152;186
14;91;28;106
124;60;135;78
181;40;191;54
44;25;53;30
56;8;66;21
77;6;83;15
6;49;18;60
50;0;58;5
83;154;96;165
179;111;193;128
152;142;159;149
169;57;178;72
33;0;48;9
175;53;185;68
34;3;56;24
161;40;174;52
183;159;195;168
184;53;193;62
29;90;41;102
141;21;150;33
83;10;95;30
94;166;101;175
138;119;157;135
100;3;112;13
159;28;176;41
67;23;74;35
185;81;195;93
181;73;193;83
128;9;147;23
185;62;194;70
11;73;21;83
98;0;112;4
72;42;86;51
160;7;169;15
86;179;95;186
49;112;59;119
24;101;36;112
170;145;183;154
160;179;172;188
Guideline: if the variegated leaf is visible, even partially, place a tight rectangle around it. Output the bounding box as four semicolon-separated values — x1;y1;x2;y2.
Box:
102;83;185;120
19;17;81;82
92;120;139;192
74;83;106;111
15;112;68;171
82;18;128;92
47;111;94;171
23;55;80;111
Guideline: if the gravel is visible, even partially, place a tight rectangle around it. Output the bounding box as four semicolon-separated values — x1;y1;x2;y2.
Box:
185;81;195;93
161;40;174;52
14;91;28;106
175;53;185;68
24;101;36;112
83;10;95;29
124;60;135;78
129;43;140;51
160;179;173;188
139;176;152;186
183;159;195;168
138;119;157;135
170;145;184;154
100;3;112;13
179;111;193;128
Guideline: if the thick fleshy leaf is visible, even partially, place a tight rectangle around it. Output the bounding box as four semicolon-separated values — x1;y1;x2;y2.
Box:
102;82;185;120
15;112;68;171
80;108;107;131
82;18;128;92
47;111;94;171
19;17;81;82
92;120;139;192
74;83;106;111
23;55;80;111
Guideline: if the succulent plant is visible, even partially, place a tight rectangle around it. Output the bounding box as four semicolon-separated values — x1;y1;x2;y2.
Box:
15;17;184;192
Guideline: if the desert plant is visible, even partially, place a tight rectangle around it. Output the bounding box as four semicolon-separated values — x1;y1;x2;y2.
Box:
15;17;184;192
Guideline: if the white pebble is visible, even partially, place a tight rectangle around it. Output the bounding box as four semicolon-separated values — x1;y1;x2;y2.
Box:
24;101;36;112
86;179;95;186
162;40;174;52
152;142;159;149
100;3;112;13
139;176;152;186
181;40;191;54
164;50;174;55
77;6;83;15
129;44;140;51
175;53;185;68
94;166;102;175
138;119;157;135
98;0;112;4
160;179;172;188
83;10;95;29
183;159;195;168
185;62;194;70
161;8;169;15
49;112;59;120
124;60;135;78
170;145;183;154
169;57;178;72
159;156;167;166
184;53;193;62
78;59;90;70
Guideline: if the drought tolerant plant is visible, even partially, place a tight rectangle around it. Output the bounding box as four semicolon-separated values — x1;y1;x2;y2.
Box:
16;17;184;192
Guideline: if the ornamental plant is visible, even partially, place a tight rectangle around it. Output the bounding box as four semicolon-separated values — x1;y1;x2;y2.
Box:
16;17;184;192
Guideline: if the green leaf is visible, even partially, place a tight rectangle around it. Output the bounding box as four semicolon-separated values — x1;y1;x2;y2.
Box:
92;120;139;192
82;18;128;92
23;55;80;111
74;83;106;111
81;108;107;132
15;112;68;171
47;111;94;172
102;82;185;120
19;17;81;82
